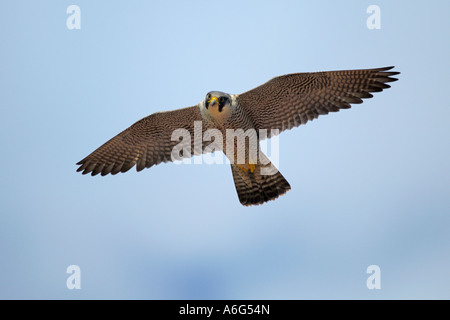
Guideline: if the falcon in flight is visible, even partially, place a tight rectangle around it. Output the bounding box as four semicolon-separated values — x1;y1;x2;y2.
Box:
77;67;399;206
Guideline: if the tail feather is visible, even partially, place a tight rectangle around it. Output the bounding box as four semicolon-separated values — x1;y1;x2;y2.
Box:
231;160;291;206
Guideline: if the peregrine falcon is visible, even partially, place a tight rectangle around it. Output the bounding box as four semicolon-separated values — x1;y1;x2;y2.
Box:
76;67;399;206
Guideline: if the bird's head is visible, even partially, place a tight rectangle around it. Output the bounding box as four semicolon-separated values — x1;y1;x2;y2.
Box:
205;91;232;112
202;91;234;122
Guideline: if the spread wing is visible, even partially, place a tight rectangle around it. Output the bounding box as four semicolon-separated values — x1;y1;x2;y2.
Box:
76;105;208;176
236;66;399;135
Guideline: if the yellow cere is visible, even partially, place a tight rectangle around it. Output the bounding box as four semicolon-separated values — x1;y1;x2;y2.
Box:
210;96;218;105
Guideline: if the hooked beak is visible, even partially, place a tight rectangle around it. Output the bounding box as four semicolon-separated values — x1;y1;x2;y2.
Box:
209;96;218;107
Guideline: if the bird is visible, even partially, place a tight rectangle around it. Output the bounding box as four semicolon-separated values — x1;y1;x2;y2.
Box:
76;66;399;206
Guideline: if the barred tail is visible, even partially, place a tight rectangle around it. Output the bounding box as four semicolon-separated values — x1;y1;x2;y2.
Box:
230;158;291;206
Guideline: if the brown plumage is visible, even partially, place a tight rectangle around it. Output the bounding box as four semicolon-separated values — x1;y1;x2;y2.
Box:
237;66;399;136
77;67;399;206
77;106;208;176
230;153;291;206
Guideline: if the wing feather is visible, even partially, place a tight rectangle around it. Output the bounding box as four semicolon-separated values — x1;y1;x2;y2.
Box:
76;106;208;176
236;66;399;135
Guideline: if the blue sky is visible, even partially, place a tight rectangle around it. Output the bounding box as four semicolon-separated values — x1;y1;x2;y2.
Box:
1;1;449;299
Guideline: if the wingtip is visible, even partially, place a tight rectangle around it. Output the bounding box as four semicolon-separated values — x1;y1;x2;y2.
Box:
377;66;395;71
379;66;400;75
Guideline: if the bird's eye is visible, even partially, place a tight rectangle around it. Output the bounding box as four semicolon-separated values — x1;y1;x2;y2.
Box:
219;96;224;103
207;93;211;100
